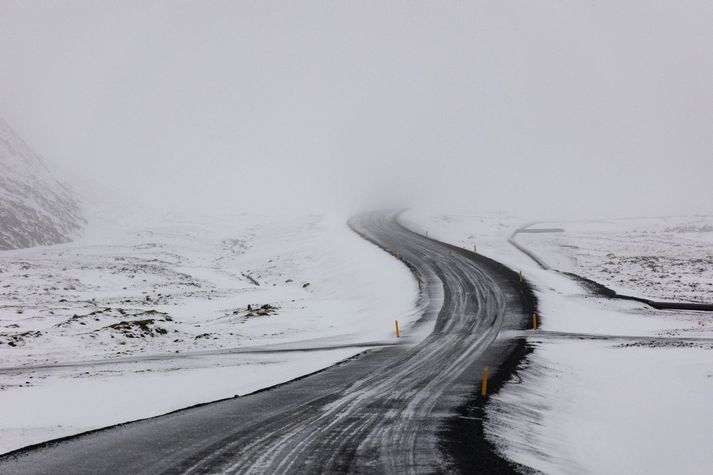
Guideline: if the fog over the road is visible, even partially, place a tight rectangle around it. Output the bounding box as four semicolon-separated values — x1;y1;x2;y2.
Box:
0;1;711;219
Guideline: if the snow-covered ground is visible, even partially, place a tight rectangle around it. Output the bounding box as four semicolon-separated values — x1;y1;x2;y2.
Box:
0;211;419;453
514;216;713;303
403;210;713;475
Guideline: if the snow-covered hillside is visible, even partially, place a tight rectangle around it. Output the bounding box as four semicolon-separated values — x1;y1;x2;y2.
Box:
0;117;84;250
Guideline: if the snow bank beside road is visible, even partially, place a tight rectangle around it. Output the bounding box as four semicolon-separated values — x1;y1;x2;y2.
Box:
0;212;418;453
485;340;713;475
0;348;358;455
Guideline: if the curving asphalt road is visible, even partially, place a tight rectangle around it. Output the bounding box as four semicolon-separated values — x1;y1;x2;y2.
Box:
0;210;535;474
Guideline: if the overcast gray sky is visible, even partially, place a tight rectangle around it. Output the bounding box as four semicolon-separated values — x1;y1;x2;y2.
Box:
0;1;711;218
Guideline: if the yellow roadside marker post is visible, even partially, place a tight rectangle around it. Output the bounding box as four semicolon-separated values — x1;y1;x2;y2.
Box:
481;368;488;396
533;313;538;331
396;250;400;259
395;320;400;338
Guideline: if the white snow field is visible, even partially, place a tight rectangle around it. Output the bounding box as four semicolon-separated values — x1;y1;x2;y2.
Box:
513;216;713;304
0;211;419;453
403;210;713;475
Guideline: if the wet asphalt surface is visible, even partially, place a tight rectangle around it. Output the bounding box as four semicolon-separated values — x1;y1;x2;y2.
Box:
0;210;535;474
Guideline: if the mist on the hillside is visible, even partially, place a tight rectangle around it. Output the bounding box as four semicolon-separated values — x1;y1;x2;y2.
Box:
0;1;711;220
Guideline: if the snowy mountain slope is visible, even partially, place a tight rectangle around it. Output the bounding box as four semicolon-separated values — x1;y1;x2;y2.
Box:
0;117;84;250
